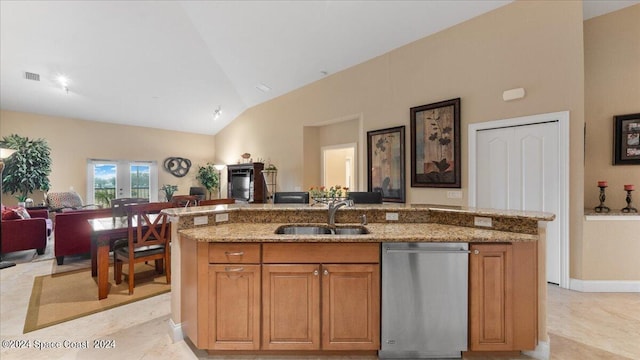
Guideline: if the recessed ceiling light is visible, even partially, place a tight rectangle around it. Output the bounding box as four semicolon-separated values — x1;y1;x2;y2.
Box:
256;83;271;93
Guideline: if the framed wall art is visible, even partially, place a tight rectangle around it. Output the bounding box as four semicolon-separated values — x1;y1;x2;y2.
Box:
613;112;640;165
367;126;405;202
410;97;461;188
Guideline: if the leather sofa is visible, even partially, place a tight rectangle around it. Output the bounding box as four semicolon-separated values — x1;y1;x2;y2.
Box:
53;207;113;265
1;208;49;255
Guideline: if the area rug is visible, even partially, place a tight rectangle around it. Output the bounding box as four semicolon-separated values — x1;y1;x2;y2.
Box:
24;263;170;333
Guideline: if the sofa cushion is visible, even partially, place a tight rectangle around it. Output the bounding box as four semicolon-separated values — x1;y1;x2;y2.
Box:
2;209;20;220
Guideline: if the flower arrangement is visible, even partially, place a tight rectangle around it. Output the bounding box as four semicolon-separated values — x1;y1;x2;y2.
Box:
309;185;349;200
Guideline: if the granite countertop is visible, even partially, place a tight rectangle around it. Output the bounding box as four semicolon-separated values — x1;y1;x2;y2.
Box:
164;203;555;221
179;222;539;243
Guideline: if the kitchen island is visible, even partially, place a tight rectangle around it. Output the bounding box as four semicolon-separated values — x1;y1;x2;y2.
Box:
164;203;554;358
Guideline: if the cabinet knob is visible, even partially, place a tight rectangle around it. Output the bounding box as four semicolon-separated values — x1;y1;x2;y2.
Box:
313;270;319;276
323;269;329;276
474;249;480;255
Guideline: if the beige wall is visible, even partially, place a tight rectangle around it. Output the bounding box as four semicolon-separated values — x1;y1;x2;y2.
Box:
581;5;640;281
0;110;216;205
216;1;587;274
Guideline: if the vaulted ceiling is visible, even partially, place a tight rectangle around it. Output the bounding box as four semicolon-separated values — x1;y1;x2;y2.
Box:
1;1;637;135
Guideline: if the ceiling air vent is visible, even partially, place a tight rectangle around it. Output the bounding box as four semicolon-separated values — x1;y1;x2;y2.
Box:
25;72;40;81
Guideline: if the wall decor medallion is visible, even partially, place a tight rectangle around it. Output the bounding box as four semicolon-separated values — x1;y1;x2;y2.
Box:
410;98;461;188
613;113;640;165
163;157;192;177
367;126;405;202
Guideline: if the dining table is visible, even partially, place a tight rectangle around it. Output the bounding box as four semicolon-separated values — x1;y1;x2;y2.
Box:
88;214;159;300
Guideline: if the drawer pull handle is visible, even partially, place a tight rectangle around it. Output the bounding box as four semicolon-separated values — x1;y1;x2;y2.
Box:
225;267;244;272
225;251;244;256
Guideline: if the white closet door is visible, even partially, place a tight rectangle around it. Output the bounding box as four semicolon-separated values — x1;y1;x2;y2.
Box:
476;121;560;284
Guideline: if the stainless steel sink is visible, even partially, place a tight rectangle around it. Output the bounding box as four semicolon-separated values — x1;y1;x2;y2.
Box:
274;224;369;235
333;225;370;235
275;225;333;235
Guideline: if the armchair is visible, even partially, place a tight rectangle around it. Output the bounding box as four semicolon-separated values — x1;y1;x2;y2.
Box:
1;207;49;255
46;191;101;212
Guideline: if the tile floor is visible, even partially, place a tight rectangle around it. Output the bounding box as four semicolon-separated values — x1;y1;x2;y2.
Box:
1;251;638;360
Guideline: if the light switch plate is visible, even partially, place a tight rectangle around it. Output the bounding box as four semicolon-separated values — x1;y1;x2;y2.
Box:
194;216;208;226
215;213;229;222
386;212;399;221
474;216;492;227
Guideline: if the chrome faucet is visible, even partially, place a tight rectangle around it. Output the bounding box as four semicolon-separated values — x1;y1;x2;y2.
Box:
327;199;354;226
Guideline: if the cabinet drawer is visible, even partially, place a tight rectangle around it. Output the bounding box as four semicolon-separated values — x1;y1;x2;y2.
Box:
209;243;261;264
263;243;379;264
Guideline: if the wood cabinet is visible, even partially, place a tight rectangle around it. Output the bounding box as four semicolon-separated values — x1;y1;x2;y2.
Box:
469;242;537;352
183;241;380;352
261;243;380;351
207;243;261;350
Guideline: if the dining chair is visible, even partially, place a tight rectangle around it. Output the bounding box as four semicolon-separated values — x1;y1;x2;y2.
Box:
189;187;207;201
110;197;148;219
198;198;236;206
114;202;174;295
171;195;199;208
347;191;383;204
273;192;310;204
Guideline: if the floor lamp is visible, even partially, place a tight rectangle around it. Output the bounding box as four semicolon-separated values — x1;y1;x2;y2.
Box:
0;147;17;269
214;164;225;199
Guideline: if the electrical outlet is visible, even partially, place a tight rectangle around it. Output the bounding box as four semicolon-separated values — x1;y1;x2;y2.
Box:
194;216;208;226
474;216;492;227
447;190;462;199
386;212;399;221
215;213;229;222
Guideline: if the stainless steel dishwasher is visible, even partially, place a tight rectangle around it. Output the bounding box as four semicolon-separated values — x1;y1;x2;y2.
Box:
379;242;469;359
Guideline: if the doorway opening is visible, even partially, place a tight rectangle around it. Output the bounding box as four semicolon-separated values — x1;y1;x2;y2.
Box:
321;143;356;191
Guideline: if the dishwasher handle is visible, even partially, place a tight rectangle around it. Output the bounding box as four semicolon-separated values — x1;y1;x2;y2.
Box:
385;247;470;254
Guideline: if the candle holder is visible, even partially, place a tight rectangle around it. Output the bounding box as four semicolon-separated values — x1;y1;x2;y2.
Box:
621;190;637;213
594;185;610;213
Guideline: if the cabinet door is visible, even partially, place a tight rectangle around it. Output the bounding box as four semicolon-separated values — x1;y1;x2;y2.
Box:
321;264;380;350
208;264;261;350
469;243;513;351
262;264;321;350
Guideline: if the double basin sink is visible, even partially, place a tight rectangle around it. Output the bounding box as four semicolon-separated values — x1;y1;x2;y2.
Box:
275;224;369;235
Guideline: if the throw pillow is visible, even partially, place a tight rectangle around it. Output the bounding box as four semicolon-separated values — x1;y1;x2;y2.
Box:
2;209;20;220
13;207;31;219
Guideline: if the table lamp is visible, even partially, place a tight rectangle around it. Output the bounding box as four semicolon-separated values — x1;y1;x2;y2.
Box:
1;147;17;269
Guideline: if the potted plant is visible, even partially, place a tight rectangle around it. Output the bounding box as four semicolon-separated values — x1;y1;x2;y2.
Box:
0;134;52;204
196;163;219;200
161;184;178;202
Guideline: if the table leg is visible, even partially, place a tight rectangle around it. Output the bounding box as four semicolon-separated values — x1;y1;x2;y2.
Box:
91;235;98;277
97;235;110;300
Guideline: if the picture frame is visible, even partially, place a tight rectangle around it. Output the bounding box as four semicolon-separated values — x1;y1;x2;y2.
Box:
613;113;640;165
410;98;461;188
367;126;405;202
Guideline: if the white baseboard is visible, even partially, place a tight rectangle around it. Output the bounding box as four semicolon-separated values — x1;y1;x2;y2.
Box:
523;340;550;360
168;318;184;343
570;278;640;292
